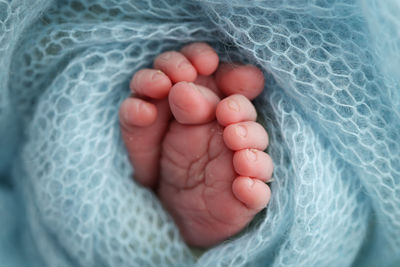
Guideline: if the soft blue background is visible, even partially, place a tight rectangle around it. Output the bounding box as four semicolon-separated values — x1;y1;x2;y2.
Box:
1;0;399;266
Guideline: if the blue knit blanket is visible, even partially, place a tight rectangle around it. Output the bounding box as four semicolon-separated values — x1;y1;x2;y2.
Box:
1;0;399;266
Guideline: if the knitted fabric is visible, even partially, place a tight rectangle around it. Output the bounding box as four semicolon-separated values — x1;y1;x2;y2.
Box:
0;0;399;266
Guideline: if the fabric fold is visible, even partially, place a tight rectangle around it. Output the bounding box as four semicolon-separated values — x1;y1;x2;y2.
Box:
0;0;399;266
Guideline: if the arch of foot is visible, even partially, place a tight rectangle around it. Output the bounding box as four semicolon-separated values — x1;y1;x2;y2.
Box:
200;0;400;266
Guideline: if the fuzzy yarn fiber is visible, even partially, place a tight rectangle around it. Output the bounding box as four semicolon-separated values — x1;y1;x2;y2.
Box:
0;0;399;266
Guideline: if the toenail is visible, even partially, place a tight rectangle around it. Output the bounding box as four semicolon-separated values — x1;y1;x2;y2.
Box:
123;107;131;123
188;82;197;90
188;82;206;96
137;101;150;114
177;60;191;69
236;125;247;137
245;178;255;188
195;46;213;55
135;101;143;114
151;70;164;81
195;46;207;53
246;149;257;161
160;52;172;60
227;99;240;112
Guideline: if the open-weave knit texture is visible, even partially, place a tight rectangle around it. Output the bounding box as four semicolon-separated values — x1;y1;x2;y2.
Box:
1;0;399;266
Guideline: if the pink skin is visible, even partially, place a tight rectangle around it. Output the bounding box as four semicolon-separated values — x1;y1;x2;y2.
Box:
119;42;273;247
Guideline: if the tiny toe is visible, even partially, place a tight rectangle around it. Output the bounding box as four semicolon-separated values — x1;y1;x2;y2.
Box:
216;94;257;126
169;82;220;124
194;75;222;98
181;42;219;76
223;121;269;151
120;98;171;188
215;63;265;100
154;51;197;83
233;149;273;182
232;176;271;210
130;69;172;99
119;98;157;127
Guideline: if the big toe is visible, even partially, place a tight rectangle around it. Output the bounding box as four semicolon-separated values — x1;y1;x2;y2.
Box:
215;63;265;100
169;81;220;125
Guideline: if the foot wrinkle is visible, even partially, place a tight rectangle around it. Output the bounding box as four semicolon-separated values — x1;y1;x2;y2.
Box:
203;189;249;228
203;153;231;188
119;120;137;133
171;97;189;113
160;173;205;193
161;143;187;170
161;139;207;190
120;43;270;247
128;147;159;159
206;128;224;162
158;179;180;195
183;173;205;191
186;155;208;189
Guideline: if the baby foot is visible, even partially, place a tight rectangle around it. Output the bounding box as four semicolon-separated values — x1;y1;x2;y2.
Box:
119;43;273;247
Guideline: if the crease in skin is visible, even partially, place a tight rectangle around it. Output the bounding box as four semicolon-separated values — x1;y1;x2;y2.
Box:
172;98;189;113
203;178;252;227
151;71;164;81
236;125;247;138
186;156;208;189
121;42;271;248
206;125;225;160
227;98;240;112
205;200;244;228
245;178;255;187
122;104;131;123
159;52;173;61
177;59;191;69
188;82;212;101
188;82;199;92
246;149;258;161
161;142;187;171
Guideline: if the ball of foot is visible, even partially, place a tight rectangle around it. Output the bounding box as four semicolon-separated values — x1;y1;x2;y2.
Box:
119;42;273;247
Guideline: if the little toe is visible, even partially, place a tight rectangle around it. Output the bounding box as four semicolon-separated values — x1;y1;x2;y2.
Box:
169;81;220;124
233;149;273;182
215;63;265;100
223;121;269;151
154;51;197;83
119;98;157;127
232;176;271;210
130;69;172;99
119;98;171;188
216;94;257;127
181;42;219;76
